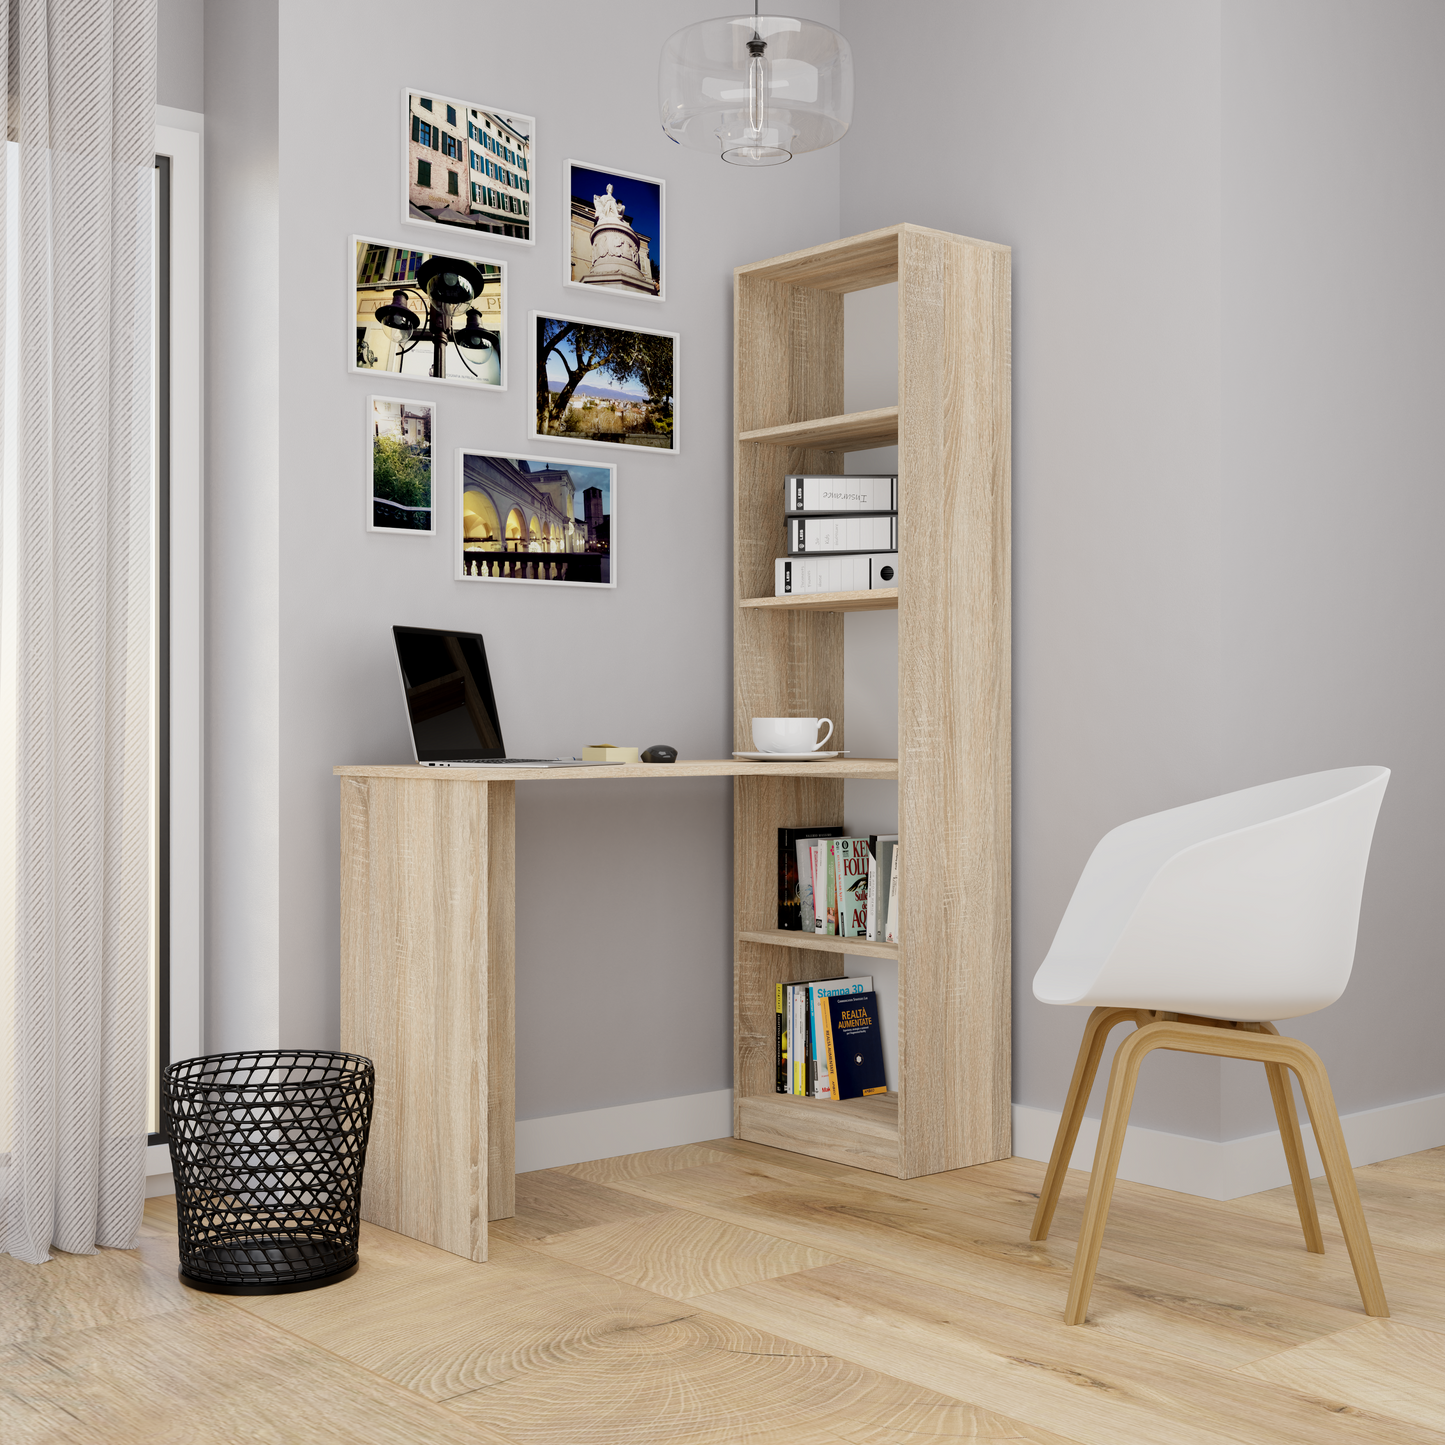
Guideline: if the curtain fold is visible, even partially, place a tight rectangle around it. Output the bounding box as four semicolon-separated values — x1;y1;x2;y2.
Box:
0;0;157;1264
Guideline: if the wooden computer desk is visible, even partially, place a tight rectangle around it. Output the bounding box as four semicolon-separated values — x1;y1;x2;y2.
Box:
334;757;897;1262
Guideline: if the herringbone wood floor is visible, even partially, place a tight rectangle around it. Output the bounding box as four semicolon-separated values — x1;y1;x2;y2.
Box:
4;1138;1444;1443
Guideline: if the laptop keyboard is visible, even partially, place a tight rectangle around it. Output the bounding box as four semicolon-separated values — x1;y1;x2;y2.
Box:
429;758;563;765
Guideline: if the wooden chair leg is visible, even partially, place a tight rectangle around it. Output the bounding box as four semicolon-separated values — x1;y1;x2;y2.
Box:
1062;1021;1162;1325
1030;1007;1143;1243
1285;1040;1389;1317
1249;1022;1324;1254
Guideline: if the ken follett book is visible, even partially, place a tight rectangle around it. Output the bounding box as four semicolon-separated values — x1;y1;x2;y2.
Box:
823;989;888;1100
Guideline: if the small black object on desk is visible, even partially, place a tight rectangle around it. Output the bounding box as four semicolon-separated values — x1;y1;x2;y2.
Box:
641;744;677;763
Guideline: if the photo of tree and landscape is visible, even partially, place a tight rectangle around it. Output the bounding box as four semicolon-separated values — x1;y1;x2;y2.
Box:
369;396;434;532
532;313;676;451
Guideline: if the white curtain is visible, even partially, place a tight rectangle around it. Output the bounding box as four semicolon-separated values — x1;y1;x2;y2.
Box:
0;0;157;1264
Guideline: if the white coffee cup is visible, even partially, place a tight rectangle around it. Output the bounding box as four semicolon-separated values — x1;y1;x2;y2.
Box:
751;717;834;754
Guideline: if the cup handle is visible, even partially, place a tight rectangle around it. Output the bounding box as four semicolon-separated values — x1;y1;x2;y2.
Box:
814;718;834;751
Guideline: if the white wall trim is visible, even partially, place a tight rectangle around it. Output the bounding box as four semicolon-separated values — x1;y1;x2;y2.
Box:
143;1086;1445;1203
515;1089;735;1174
1012;1090;1445;1201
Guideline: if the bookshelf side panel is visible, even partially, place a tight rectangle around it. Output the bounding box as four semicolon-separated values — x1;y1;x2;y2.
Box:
896;230;1013;1177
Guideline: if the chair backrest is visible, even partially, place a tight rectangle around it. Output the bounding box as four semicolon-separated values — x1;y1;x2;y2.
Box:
1032;766;1389;1020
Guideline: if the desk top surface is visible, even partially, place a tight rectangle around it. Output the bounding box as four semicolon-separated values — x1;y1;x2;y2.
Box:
334;758;899;783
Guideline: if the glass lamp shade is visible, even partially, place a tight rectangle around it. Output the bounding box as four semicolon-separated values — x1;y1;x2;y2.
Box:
417;256;486;307
659;14;852;165
374;290;420;337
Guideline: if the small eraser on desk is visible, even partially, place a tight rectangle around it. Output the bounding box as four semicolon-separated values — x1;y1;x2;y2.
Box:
582;744;640;764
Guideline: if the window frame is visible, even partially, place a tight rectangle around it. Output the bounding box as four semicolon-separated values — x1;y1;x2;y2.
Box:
148;112;203;1173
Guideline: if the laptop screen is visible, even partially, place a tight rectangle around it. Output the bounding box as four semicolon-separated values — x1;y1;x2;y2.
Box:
393;626;506;761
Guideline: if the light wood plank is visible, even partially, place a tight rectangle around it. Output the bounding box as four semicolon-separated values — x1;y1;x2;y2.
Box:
526;1207;843;1299
698;1262;1445;1445
735;222;1008;293
0;1292;516;1445
739;588;899;613
896;227;1013;1177
1239;1320;1445;1433
559;1141;740;1185
739;405;899;451
737;927;900;959
738;1093;900;1175
335;758;899;781
486;780;516;1222
658;1175;1368;1372
340;774;488;1261
490;1168;672;1243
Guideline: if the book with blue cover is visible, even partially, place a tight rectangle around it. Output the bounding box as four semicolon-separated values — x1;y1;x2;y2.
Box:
823;990;888;1100
809;976;872;1098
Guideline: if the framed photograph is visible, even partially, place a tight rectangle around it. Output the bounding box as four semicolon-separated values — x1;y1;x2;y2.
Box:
458;449;615;588
367;396;434;534
403;90;535;245
530;312;678;453
564;160;664;301
352;236;506;392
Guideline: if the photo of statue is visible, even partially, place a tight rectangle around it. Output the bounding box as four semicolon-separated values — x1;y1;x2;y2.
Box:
565;161;664;300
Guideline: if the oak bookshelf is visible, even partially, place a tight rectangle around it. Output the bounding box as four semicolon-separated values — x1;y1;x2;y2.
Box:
732;223;1012;1179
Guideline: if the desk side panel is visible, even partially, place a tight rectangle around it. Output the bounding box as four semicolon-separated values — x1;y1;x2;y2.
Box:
486;781;516;1222
340;775;488;1261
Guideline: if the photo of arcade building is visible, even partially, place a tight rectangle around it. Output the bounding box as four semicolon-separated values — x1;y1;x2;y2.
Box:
461;453;610;584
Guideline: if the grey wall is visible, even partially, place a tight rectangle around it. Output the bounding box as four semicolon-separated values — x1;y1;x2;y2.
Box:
838;0;1445;1139
201;0;843;1124
204;0;281;1052
159;0;203;113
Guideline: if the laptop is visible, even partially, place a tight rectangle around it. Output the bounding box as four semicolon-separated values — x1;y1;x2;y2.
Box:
393;625;615;768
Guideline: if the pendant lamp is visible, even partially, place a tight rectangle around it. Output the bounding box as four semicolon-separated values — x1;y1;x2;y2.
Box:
659;5;853;166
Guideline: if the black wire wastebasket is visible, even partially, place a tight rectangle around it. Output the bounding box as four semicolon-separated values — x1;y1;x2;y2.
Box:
162;1049;375;1295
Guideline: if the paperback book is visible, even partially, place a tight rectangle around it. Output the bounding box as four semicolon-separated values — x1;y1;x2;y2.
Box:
830;837;872;938
779;826;845;930
777;975;874;1096
864;835;898;941
823;989;888;1100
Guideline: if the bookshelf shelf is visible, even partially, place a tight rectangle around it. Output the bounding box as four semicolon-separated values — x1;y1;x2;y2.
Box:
733;223;1011;1180
738;406;899;453
736;928;899;960
738;588;898;614
735;1091;899;1175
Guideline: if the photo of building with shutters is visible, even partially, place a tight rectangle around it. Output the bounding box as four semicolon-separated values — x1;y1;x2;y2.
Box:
405;90;534;243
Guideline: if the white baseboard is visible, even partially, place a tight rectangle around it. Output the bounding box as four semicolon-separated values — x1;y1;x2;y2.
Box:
143;1093;737;1197
1012;1090;1445;1201
515;1088;734;1174
145;1084;1443;1203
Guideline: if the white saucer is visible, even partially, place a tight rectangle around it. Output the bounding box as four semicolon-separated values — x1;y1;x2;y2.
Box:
733;750;850;762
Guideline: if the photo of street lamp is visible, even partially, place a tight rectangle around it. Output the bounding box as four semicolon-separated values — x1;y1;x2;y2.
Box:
352;236;506;391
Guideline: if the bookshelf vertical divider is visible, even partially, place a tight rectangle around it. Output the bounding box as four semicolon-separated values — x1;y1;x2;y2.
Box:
732;224;1012;1178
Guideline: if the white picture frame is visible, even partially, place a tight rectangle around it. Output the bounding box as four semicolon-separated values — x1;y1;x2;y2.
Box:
457;448;617;589
529;310;679;454
563;159;665;303
400;88;536;247
350;235;507;393
366;395;436;536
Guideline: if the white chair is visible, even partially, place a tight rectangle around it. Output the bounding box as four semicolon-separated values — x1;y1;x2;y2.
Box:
1029;765;1391;1325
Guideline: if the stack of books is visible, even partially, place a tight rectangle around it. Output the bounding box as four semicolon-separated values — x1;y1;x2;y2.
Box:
777;827;900;942
774;474;899;596
776;975;887;1100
